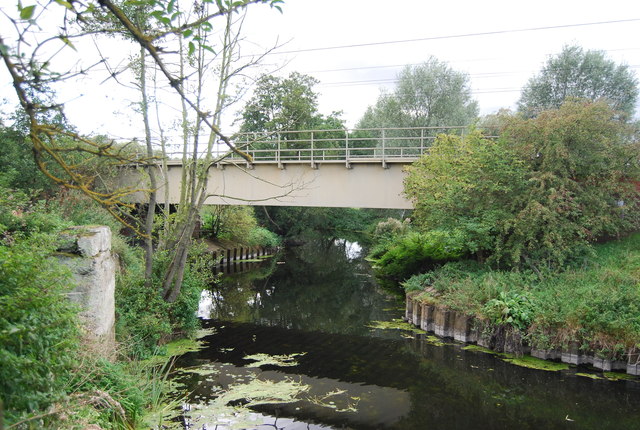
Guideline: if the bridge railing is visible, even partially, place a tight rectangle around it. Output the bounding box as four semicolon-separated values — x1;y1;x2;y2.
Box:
164;126;478;164
227;126;469;164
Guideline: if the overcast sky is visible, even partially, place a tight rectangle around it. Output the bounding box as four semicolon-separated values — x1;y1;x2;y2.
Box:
237;0;640;128
2;0;640;138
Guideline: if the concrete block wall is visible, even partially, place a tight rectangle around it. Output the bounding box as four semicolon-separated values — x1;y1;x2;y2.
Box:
405;295;637;376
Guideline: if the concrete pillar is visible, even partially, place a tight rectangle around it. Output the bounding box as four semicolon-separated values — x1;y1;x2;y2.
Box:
453;313;476;343
433;308;454;338
58;226;116;359
412;300;422;327
420;304;435;332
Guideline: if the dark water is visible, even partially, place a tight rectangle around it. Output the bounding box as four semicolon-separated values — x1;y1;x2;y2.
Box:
174;240;640;430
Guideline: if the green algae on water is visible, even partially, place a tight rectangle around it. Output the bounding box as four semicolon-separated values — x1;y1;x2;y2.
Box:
367;318;427;334
576;372;604;380
502;355;569;372
243;352;307;368
463;345;569;371
604;372;639;382
463;345;497;355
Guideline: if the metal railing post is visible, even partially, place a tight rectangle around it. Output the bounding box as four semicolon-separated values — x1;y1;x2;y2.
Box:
310;131;316;169
277;132;283;169
381;128;387;169
345;129;351;169
420;128;425;156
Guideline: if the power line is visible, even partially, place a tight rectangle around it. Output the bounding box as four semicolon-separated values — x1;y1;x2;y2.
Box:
317;65;640;88
269;18;640;56
305;48;640;75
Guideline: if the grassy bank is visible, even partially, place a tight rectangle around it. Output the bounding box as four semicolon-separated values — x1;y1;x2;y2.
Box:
402;233;640;359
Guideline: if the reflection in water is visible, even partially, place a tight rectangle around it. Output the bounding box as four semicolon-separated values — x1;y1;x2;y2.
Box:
198;240;400;334
175;240;640;430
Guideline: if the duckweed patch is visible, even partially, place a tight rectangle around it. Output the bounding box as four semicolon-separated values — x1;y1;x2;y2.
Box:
424;335;446;346
367;319;427;334
463;345;497;355
243;352;307;368
463;345;569;371
502;355;569;372
576;372;603;380
185;377;309;430
603;372;639;382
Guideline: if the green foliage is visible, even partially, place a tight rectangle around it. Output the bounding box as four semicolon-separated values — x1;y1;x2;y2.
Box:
406;233;640;358
116;243;212;359
372;217;411;242
237;72;346;155
239;72;321;133
201;205;258;244
497;100;640;269
518;45;639;119
257;206;382;243
401;271;435;293
246;226;282;248
0;236;80;423
201;206;281;247
0;188;69;245
116;269;172;359
0;121;57;195
403;101;640;271
69;359;148;428
483;291;535;332
405;130;526;258
357;57;478;130
371;230;466;282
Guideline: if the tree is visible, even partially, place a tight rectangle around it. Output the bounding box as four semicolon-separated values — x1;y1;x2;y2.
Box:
404;131;527;260
518;45;639;119
239;72;321;132
405;100;640;270
237;71;345;154
358;57;479;130
1;0;284;302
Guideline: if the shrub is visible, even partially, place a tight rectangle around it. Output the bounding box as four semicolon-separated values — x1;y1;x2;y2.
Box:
372;230;466;282
483;291;535;332
116;242;213;358
246;226;282;248
404;102;640;271
372;217;411;243
0;236;80;423
115;269;172;359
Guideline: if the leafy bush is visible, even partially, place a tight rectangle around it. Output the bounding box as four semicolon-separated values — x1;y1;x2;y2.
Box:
0;236;80;423
0;187;69;245
116;243;213;359
405;131;526;261
401;272;435;292
371;230;466;282
246;226;282;248
483;291;535;331
373;217;411;241
115;269;172;359
201;205;258;244
404;101;640;270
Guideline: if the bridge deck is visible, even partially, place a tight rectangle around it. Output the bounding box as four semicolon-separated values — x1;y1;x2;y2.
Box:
134;127;481;208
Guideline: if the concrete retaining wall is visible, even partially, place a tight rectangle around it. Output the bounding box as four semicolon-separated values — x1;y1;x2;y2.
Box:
405;295;638;376
58;226;116;358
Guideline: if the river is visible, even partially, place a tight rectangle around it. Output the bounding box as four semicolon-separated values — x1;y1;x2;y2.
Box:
172;239;640;429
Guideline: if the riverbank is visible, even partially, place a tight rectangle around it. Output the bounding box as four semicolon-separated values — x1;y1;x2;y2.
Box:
400;233;640;376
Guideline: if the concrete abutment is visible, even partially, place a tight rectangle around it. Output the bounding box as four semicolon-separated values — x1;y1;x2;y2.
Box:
404;295;638;376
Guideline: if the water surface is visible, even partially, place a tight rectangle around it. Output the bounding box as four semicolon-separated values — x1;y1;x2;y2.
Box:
175;240;640;429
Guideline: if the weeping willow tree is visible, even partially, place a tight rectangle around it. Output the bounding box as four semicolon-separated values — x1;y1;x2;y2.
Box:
0;0;284;302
